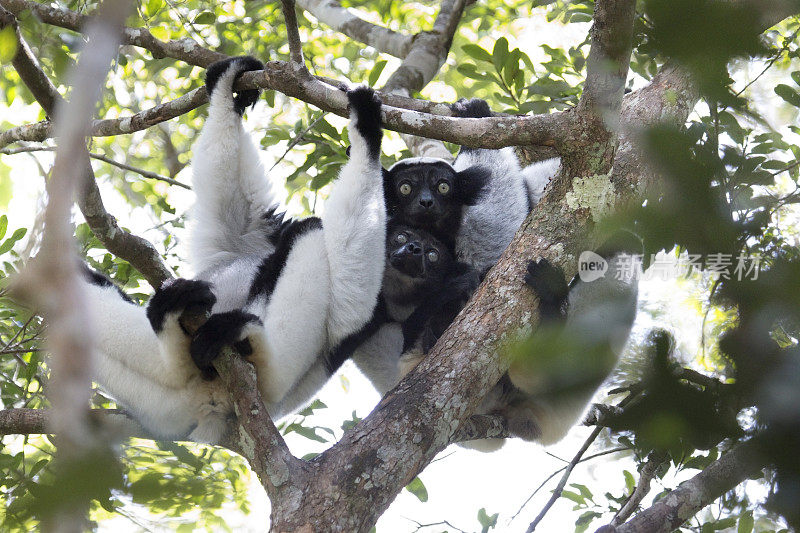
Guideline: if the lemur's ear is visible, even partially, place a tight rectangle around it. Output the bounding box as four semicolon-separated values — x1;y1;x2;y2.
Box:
454;165;491;206
382;167;398;211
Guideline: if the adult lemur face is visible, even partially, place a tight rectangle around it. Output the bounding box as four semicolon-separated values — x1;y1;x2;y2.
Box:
384;158;490;229
386;224;452;280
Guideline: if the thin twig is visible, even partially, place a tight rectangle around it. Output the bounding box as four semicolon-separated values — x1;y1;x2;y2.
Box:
610;451;668;526
1;146;189;188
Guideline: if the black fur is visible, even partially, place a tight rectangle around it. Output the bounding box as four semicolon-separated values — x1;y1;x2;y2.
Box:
524;259;569;321
325;296;389;375
451;98;493;119
248;217;323;302
205;56;265;116
80;263;134;303
146;278;216;334
401;262;480;352
189;310;262;379
346;86;383;161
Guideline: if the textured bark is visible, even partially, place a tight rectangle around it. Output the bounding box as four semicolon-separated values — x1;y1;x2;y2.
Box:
0;73;570;150
296;0;413;58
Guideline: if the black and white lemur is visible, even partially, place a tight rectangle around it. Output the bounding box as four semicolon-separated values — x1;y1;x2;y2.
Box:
80;56;387;443
351;98;639;450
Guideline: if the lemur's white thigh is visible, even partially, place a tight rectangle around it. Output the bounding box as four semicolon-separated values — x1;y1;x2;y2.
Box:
246;230;331;405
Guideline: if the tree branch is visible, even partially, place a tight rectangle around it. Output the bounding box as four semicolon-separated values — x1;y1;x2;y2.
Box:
281;0;305;65
0;73;570;150
0;146;190;188
0;407;153;439
450;414;509;443
1;0;225;67
609;439;766;533
382;0;469;158
4;8;174;289
609;452;668;527
296;0;413;58
10;1;131;529
579;0;637;122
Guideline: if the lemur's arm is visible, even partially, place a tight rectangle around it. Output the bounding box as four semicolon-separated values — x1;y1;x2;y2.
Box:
400;263;480;352
189;57;283;273
502;235;640;445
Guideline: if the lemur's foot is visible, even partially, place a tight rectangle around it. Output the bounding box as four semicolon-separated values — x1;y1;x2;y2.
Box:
205;55;265;115
450;98;492;118
346;86;383;159
398;349;426;380
190;310;263;380
524;259;569;321
147;278;216;334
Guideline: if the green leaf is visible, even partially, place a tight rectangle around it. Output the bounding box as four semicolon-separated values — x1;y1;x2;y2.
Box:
368;60;387;87
193;11;217;24
791;71;800;87
462;44;493;63
775;84;800;107
492;37;509;72
0;228;27;256
0;215;7;241
737;511;754;533
144;0;163;18
623;470;635;494
404;477;428;502
570;483;594;501
0;25;18;64
477;508;498;532
561;489;585;504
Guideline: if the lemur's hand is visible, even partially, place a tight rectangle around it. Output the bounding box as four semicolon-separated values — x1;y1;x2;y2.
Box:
346;86;383;161
146;278;216;335
450;98;493;118
524;259;569;321
205;55;265;115
190;311;263;380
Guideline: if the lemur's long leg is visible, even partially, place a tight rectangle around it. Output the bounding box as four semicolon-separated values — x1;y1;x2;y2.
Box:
81;270;229;441
189;57;283;273
190;86;386;408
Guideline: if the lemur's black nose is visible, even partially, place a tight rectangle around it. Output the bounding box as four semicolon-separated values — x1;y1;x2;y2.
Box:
419;198;434;208
408;242;422;254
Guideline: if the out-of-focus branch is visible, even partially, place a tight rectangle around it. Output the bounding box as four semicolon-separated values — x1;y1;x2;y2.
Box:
609;439;766;533
296;0;413;58
0;146;189;188
2;8;174;289
10;1;131;530
0;407;152;439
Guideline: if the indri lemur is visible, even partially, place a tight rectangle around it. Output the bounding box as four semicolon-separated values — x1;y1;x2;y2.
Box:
81;56;387;443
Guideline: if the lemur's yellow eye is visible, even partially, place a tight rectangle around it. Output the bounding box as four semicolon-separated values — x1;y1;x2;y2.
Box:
437;182;450;195
396;233;408;244
399;183;412;195
427;250;439;263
